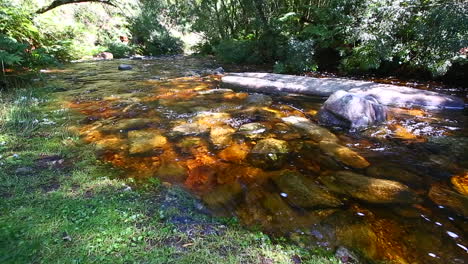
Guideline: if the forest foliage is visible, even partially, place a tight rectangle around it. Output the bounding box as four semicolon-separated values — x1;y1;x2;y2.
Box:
1;0;467;82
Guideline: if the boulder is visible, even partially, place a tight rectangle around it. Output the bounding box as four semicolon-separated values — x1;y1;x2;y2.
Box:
319;171;421;204
249;138;289;169
271;170;343;208
222;72;356;96
118;64;133;70
318;90;387;129
348;85;464;109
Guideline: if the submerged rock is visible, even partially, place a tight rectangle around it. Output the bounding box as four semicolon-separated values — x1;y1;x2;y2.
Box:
238;122;268;139
319;171;421;204
155;162;187;183
249;138;289;169
95;135;127;155
202;181;243;208
319;141;370;169
210;125;235;147
100;118;157;133
428;184;468;217
218;143;250;163
195;112;231;126
451;171;468;196
118;64;133;70
271;170;343;208
172;122;210;136
281;116;338;143
261;192;296;219
318;90;387;129
128;130;167;156
245;93;273;106
366;163;424;187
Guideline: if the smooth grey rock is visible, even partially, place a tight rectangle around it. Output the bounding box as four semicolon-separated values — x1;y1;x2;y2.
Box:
318;90;387;129
221;72;464;109
118;64;133;70
348;85;464;109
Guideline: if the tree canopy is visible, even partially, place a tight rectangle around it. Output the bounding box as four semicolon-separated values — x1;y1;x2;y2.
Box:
1;0;467;83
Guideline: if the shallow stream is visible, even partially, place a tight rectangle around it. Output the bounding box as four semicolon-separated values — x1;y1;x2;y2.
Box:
49;56;467;263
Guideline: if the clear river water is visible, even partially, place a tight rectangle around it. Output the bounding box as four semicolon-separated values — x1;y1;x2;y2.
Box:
48;56;467;264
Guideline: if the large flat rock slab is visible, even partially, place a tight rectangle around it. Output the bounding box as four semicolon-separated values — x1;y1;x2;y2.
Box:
221;72;464;109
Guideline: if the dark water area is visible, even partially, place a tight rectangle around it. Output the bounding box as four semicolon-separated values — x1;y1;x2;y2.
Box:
48;56;468;264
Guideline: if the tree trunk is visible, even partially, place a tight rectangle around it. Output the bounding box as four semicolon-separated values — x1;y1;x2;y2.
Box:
36;0;116;14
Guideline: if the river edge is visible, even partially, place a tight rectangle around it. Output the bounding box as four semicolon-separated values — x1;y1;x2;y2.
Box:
0;76;341;262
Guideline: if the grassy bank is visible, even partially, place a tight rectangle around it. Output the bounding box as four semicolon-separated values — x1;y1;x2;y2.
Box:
0;83;340;263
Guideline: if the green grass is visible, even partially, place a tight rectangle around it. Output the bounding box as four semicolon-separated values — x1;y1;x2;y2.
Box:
0;84;341;264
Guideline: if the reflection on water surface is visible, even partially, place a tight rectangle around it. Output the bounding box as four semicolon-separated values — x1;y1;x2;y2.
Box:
52;56;467;264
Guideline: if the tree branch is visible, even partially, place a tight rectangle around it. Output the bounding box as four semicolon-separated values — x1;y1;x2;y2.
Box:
36;0;116;14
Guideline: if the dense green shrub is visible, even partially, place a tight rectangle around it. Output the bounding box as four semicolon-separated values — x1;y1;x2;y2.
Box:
144;33;184;55
214;39;262;64
274;39;317;73
104;42;135;58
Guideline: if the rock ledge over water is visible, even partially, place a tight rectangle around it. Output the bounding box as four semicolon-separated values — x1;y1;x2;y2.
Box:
221;72;464;109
